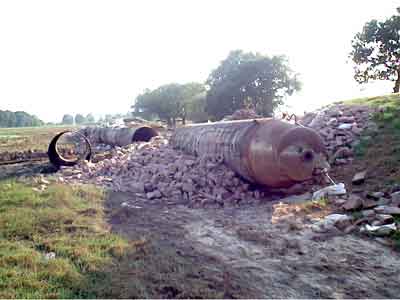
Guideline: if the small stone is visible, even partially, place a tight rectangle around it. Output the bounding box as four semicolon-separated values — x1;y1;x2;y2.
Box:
334;198;347;206
376;197;391;206
335;158;348;165
338;116;355;123
146;190;162;199
374;206;400;215
361;209;375;217
362;223;396;236
351;125;363;135
367;191;384;199
338;123;352;130
390;191;400;204
44;252;56;260
343;195;362;210
352;171;367;185
182;183;195;193
344;225;358;234
129;182;145;193
362;199;378;209
373;214;394;225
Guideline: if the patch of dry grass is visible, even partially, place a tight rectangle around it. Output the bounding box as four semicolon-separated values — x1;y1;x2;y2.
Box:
0;126;78;153
0;181;130;298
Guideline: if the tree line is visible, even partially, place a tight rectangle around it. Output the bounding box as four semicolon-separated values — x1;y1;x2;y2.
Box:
60;113;96;125
0;110;43;127
132;50;300;124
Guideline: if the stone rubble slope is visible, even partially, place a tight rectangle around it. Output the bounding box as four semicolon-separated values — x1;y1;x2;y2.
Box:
301;103;379;166
55;103;380;208
56;136;268;207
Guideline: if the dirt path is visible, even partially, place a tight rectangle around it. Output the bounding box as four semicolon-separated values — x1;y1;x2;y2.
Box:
106;191;400;298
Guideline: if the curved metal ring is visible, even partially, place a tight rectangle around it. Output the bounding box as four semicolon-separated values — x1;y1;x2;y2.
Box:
47;130;92;168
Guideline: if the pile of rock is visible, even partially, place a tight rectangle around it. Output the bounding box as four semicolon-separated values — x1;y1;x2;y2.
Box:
56;136;269;207
0;149;47;162
223;109;261;121
312;190;400;237
301;104;378;165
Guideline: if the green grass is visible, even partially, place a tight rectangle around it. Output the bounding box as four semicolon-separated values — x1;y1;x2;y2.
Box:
0;126;79;153
0;181;130;298
0;180;231;298
300;197;329;212
344;93;400;109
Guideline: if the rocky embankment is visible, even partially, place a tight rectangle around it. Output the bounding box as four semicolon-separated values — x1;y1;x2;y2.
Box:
301;103;378;166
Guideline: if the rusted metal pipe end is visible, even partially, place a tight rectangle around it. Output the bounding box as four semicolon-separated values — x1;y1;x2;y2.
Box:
132;126;159;142
48;131;92;168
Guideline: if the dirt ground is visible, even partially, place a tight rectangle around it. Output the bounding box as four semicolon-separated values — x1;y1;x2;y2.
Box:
1;161;400;298
106;190;400;298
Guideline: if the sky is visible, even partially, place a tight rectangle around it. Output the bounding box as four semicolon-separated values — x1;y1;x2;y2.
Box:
0;0;399;123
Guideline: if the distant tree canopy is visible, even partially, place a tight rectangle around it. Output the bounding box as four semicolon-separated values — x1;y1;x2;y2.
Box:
61;114;74;125
350;9;400;93
133;82;206;125
0;110;43;127
74;114;86;124
85;113;95;123
205;50;300;120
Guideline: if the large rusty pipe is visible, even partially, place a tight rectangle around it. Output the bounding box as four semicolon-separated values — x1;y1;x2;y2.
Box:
171;118;328;188
82;126;159;147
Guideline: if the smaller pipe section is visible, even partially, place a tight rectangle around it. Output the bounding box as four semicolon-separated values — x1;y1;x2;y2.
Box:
48;131;92;168
82;126;158;147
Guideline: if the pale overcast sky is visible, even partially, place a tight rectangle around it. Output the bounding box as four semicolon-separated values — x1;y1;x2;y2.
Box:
0;0;398;122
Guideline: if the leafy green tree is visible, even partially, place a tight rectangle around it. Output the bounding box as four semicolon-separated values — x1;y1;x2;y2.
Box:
185;91;208;123
15;111;42;127
350;9;400;93
205;50;300;120
75;114;86;124
61;114;74;125
85;113;95;123
133;83;205;126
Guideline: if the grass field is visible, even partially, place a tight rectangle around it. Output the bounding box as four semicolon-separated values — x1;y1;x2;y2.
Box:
0;126;79;153
0;181;132;298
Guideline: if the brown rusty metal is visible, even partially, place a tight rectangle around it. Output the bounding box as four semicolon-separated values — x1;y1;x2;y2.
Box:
82;126;159;147
48;131;92;168
171;118;329;188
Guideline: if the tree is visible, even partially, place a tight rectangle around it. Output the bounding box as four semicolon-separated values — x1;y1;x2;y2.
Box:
350;9;400;93
133;82;206;126
75;114;86;124
61;114;74;125
15;111;42;127
205;50;300;120
0;110;43;127
86;113;95;124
